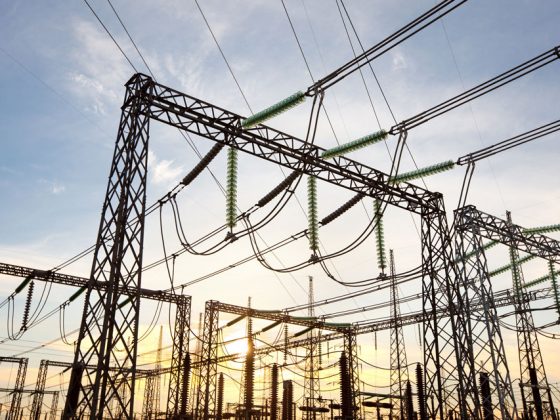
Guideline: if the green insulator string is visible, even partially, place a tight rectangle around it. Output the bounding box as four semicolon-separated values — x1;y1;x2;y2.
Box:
390;160;455;184
489;254;536;278
321;130;388;159
374;200;386;273
242;91;306;128
523;223;560;235
523;270;560;289
457;240;499;264
226;147;238;229
549;261;560;317
508;246;523;301
307;175;319;252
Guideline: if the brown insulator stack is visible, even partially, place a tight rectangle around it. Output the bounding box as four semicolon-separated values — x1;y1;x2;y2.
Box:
284;324;288;365
21;280;35;331
405;380;414;420
339;352;352;420
416;364;427;420
479;372;494;420
271;364;279;420
282;380;293;420
180;353;191;417
217;373;224;420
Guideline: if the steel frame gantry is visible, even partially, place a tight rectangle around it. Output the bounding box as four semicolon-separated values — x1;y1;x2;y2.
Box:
63;72;479;419
0;356;28;420
0;261;191;419
454;205;560;420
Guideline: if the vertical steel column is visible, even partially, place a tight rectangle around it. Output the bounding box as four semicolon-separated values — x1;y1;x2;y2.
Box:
507;212;556;420
304;277;319;420
421;197;475;420
167;295;192;418
454;206;517;420
197;300;220;420
49;392;59;420
343;332;360;420
6;357;28;420
30;360;49;420
244;312;254;420
152;326;164;418
389;250;409;419
142;374;156;419
63;73;153;419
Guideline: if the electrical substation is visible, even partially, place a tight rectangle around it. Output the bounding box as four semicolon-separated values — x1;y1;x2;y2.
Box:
0;1;559;419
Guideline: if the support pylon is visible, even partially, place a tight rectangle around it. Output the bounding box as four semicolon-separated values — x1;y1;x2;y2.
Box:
63;74;153;419
389;250;409;419
304;276;320;419
454;206;517;420
507;212;557;420
197;301;220;420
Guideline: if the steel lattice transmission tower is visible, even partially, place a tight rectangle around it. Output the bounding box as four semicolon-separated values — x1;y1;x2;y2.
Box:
304;276;320;419
454;206;517;420
63;75;153;419
389;250;410;419
64;72;489;420
507;212;557;420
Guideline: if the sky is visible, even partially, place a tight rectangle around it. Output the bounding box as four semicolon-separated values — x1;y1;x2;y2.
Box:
0;0;559;416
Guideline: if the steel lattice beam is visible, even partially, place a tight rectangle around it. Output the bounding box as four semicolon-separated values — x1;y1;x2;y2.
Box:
0;262;186;304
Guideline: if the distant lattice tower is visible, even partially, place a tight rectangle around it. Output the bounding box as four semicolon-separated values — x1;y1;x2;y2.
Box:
389;250;409;420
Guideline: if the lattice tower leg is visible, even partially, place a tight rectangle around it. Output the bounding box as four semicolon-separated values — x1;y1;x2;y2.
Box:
30;360;49;420
344;333;360;420
304;277;320;420
389;250;409;420
167;296;191;418
49;392;59;420
507;212;557;420
142;374;156;420
421;200;478;420
7;358;27;420
454;209;517;420
62;74;153;419
197;301;220;420
244;315;254;420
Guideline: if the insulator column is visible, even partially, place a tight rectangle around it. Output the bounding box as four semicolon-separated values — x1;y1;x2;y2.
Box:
216;373;224;420
340;352;353;420
479;372;494;420
271;364;279;420
282;380;293;420
416;364;427;420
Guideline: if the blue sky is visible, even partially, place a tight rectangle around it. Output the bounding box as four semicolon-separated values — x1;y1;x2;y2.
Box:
0;0;559;412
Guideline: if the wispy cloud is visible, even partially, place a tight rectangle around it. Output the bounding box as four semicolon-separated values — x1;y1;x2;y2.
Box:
391;50;408;70
148;151;184;186
38;179;66;195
